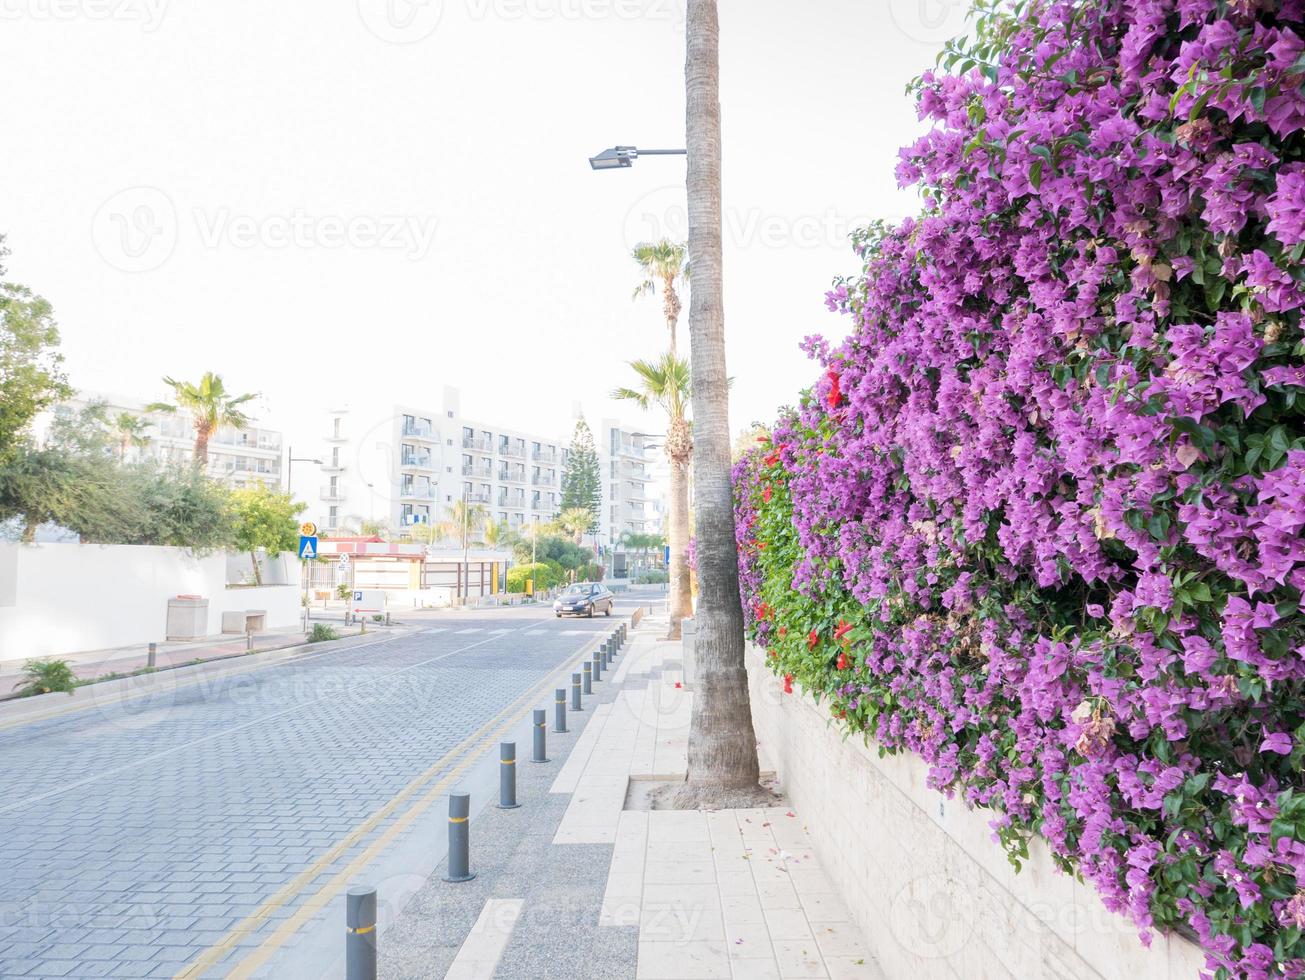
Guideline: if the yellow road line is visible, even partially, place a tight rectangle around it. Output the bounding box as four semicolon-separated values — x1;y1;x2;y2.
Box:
176;636;594;979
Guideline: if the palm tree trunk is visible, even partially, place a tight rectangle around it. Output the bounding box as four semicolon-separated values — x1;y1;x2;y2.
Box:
667;451;692;639
193;424;212;467
249;550;263;586
681;0;762;801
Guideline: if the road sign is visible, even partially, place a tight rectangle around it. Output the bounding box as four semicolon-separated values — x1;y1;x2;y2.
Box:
298;535;319;560
300;522;317;537
338;553;351;565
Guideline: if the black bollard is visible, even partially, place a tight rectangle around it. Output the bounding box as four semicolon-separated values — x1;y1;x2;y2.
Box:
532;708;548;763
555;688;568;733
443;792;476;882
498;743;520;809
345;886;377;980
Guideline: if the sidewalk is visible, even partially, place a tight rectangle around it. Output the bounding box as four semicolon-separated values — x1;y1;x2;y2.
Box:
0;620;386;697
381;611;884;979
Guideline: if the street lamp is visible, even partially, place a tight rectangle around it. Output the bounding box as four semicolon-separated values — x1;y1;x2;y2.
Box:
588;146;686;170
285;446;322;494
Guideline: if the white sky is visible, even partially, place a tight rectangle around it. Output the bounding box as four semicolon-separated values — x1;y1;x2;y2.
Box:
0;0;959;457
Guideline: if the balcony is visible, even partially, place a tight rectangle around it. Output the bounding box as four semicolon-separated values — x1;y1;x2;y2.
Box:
497;494;526;508
531;449;557;463
462;436;492;452
462;465;491;478
531;474;557;486
321;461;347;473
403;423;437;441
401;454;434;469
320;486;345;502
498;443;525;459
467;491;491;504
326;428;347;443
400;514;432;527
499;470;527;484
401;486;437;500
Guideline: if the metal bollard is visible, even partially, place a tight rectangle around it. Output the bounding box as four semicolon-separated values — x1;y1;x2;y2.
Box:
532;708;548;763
582;662;592;695
571;672;583;711
443;792;476;882
345;886;378;980
555;688;568;733
593;651;603;682
246;629;253;651
498;743;520;809
147;642;157;669
600;640;609;667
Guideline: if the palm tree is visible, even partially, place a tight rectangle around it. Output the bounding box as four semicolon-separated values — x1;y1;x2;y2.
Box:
439;500;488;547
677;0;765;807
554;507;594;546
613;352;692;639
632;239;689;354
148;372;257;467
111;412;150;462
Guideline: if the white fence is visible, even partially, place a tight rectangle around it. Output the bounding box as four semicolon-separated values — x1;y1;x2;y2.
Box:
0;542;300;659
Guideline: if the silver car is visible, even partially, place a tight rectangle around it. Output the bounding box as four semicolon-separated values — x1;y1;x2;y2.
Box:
554;582;615;618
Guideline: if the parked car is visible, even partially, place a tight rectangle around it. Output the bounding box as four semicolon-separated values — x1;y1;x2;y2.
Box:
554;582;614;618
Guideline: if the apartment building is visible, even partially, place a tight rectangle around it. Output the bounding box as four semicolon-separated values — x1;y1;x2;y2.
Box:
44;392;283;489
597;419;657;547
306;391;658;559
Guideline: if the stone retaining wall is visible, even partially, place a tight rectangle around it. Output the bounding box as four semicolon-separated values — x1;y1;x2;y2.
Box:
745;645;1204;980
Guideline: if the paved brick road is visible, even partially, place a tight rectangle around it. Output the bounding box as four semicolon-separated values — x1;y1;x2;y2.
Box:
0;608;620;979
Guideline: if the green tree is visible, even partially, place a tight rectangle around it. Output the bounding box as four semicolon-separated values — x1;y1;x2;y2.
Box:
110;411;151;462
613;352;693;638
0;281;70;464
631;239;689;353
677;0;765;806
148;372;257;467
230;485;304;585
553;507;595;547
560;418;600;532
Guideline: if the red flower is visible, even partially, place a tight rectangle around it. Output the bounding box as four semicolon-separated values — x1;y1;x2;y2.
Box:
778;626;788;637
807;629;819;651
834;619;853;641
756;434;771;445
753;601;772;620
769;649;779;659
764;449;782;467
826;368;843;409
783;674;793;694
674;681;683;689
763;484;773;503
836;651;848;670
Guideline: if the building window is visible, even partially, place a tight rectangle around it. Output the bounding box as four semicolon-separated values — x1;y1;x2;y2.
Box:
329;505;338;527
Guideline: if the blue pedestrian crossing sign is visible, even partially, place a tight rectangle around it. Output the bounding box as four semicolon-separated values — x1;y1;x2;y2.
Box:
298;535;318;560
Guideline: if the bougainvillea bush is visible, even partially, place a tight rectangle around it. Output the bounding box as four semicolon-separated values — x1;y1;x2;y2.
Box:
735;1;1305;976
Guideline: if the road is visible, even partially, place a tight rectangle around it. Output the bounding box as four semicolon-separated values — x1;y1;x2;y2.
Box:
0;596;652;978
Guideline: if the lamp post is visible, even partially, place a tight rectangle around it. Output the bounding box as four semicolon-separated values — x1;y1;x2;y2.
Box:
587;146;686;170
285;446;322;495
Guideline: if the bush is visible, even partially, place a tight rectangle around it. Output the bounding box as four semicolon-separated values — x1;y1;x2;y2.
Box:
735;3;1305;974
507;562;558;594
307;623;339;643
635;570;668;585
576;563;603;583
12;658;76;697
335;584;352;600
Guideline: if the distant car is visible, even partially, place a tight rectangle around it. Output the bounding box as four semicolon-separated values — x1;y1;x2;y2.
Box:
554;582;614;618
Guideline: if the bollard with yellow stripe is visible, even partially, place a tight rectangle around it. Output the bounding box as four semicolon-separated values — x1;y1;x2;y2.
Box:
531;708;549;764
497;742;520;810
345;886;377;980
554;687;568;733
443;792;476;882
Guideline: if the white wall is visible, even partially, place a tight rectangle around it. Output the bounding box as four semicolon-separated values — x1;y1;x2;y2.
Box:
0;543;300;658
745;646;1205;980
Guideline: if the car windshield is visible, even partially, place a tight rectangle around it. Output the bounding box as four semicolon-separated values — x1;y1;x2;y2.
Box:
563;585;588;596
